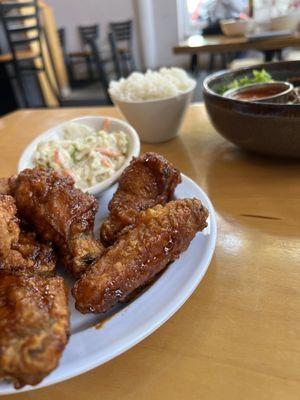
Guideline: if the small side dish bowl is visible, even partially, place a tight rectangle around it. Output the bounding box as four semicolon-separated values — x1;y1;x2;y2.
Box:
223;81;294;103
270;13;300;31
18;116;140;196
220;18;254;37
110;82;196;144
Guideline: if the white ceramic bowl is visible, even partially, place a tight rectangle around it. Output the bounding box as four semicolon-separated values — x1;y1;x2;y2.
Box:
18;116;140;196
110;81;196;144
220;18;254;37
270;13;300;31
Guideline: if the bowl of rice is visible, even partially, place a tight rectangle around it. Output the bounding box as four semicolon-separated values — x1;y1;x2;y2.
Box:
109;67;196;143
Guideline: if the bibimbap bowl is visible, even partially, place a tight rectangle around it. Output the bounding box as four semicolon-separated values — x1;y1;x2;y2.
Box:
203;60;300;158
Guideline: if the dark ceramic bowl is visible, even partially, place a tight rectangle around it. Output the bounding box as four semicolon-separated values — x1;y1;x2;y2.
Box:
203;60;300;158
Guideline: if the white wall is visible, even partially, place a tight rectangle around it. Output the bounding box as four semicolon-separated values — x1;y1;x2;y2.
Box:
152;0;187;68
46;0;189;70
47;0;138;60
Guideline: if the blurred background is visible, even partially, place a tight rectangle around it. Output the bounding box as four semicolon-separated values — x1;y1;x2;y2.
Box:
1;0;300;116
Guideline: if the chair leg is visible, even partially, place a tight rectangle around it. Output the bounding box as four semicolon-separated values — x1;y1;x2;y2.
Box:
88;39;111;104
277;49;282;61
109;33;122;79
208;54;215;71
190;53;198;72
36;71;47;107
122;54;130;77
68;57;79;86
117;52;125;77
129;53;136;72
264;50;274;62
15;72;29;108
221;53;227;69
66;58;74;85
86;55;94;81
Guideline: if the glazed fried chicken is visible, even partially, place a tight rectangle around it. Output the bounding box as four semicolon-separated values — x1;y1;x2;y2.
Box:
0;195;55;274
73;198;208;314
0;178;10;195
14;231;56;275
9;167;104;277
100;152;181;246
0;195;69;389
0;273;69;389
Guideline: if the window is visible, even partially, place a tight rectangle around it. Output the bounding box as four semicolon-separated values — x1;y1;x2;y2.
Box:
178;0;300;40
177;0;215;39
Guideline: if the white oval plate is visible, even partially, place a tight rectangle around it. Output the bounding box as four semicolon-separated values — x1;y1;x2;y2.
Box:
0;174;217;395
17;116;140;197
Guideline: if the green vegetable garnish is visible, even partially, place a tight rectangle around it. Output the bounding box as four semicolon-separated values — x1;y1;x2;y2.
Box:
216;69;273;95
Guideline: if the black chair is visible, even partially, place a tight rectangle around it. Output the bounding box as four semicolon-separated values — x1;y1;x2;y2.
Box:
1;5;111;108
109;20;136;78
78;24;98;81
68;24;99;82
57;27;66;56
72;25;111;93
0;0;60;107
79;24;99;45
68;24;111;86
57;27;75;83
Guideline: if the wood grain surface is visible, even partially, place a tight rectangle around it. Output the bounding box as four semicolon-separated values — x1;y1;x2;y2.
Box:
174;33;300;54
0;105;299;400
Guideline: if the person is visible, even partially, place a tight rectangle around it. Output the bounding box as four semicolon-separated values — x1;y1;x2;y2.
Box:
203;0;248;34
210;0;247;21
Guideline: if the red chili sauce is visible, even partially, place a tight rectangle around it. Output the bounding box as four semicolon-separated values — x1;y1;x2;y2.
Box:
231;85;285;101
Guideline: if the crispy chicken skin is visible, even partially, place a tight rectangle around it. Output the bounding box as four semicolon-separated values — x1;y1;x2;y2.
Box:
0;273;69;389
73;198;208;314
0;195;55;274
0;195;69;389
9;167;104;277
100;152;181;245
0;178;10;195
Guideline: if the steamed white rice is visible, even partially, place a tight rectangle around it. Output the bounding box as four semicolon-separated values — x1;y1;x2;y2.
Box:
109;67;195;102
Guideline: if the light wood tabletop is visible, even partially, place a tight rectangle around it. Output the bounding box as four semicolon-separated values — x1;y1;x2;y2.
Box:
0;105;300;399
174;33;300;54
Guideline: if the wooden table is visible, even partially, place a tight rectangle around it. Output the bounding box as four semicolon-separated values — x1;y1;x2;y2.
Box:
174;34;300;71
1;105;300;399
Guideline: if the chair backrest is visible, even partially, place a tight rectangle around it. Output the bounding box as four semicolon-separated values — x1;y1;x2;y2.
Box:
0;0;61;104
109;20;132;42
0;0;43;67
79;24;99;46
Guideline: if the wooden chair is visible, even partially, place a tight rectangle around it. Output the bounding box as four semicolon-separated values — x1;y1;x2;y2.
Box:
0;0;60;107
109;20;136;78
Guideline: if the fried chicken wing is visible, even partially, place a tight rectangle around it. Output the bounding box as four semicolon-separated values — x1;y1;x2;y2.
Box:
0;273;69;389
0;195;55;274
14;231;56;275
100;152;181;245
0;195;69;389
9;167;104;277
73;198;208;314
0;178;10;195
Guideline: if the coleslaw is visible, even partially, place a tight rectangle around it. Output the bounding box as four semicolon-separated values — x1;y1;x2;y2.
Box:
33;122;129;189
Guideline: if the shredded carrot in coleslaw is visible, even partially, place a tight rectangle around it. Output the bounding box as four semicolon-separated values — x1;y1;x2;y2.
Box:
33;122;128;189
